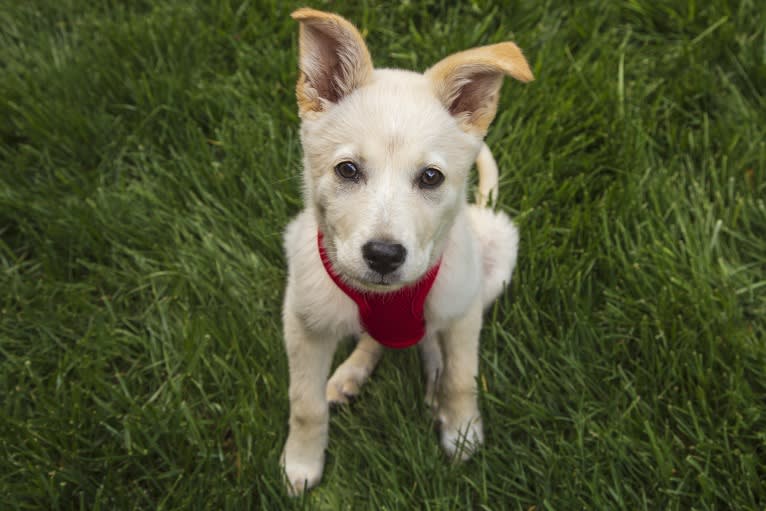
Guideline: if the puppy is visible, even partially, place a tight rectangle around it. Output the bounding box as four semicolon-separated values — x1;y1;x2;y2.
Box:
280;8;532;495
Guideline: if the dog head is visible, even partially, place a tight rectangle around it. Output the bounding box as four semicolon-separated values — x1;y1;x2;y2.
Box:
292;8;532;291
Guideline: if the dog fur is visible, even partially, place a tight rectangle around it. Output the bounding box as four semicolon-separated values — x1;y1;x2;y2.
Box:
280;8;532;495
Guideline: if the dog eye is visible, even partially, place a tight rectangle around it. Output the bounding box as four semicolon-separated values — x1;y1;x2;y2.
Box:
418;167;444;189
335;161;360;181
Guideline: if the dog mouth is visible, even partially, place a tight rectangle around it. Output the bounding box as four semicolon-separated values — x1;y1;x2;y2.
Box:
329;259;407;291
321;236;412;291
346;271;403;291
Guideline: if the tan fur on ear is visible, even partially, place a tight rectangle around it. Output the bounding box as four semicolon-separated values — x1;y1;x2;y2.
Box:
426;42;533;135
291;8;373;117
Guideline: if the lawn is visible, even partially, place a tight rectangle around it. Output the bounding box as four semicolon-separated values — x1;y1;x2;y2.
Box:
1;0;765;509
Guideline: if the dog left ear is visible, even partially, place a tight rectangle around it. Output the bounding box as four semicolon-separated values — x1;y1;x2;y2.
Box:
426;42;533;136
291;8;374;118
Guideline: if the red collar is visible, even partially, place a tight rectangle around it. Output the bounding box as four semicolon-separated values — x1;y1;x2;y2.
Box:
317;231;441;349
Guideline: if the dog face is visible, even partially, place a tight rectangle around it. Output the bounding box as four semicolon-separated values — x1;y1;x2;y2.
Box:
292;8;532;291
301;71;478;289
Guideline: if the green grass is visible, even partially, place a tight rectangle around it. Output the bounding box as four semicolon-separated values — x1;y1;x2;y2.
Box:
1;0;765;509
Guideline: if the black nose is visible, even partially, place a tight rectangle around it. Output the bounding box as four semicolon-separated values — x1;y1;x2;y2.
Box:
362;240;407;275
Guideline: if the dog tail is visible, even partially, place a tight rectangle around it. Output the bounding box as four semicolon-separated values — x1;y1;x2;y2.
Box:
474;142;499;208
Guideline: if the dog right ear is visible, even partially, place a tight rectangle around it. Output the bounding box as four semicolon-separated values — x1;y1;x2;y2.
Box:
291;8;373;118
426;43;533;136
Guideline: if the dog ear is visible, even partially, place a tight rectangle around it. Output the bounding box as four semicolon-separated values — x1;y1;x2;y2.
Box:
425;43;533;136
291;8;374;118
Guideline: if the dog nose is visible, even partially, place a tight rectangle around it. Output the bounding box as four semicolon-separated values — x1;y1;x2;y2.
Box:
362;240;407;275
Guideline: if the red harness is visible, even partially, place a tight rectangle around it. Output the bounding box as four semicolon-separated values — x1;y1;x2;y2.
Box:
317;232;441;349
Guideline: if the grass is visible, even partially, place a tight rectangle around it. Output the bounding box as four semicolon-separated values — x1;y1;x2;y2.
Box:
1;0;765;509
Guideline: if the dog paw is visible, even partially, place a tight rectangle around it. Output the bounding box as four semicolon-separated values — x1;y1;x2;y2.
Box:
325;366;364;405
281;448;325;497
439;413;483;461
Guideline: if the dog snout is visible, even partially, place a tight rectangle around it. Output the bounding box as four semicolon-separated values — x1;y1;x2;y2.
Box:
362;240;407;275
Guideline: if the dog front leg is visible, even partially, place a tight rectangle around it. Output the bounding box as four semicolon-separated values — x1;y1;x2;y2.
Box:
437;296;484;460
326;333;384;405
418;333;443;413
281;309;337;496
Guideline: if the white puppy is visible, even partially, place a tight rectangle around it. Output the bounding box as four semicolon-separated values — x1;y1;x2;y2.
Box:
280;8;533;495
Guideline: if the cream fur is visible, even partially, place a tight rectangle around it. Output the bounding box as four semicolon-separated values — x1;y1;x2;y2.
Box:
281;8;530;496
